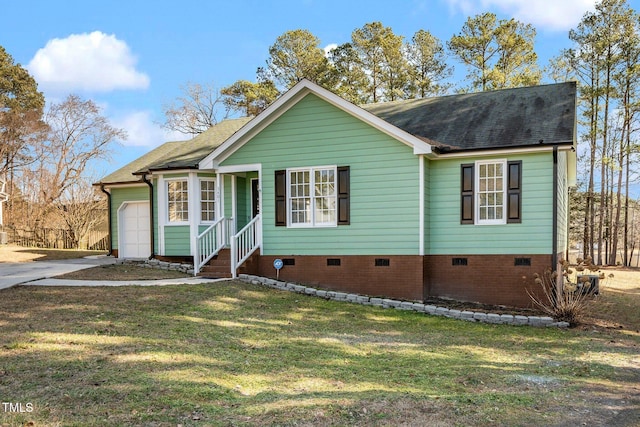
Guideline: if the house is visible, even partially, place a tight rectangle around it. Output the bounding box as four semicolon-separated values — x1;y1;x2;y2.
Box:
96;79;576;308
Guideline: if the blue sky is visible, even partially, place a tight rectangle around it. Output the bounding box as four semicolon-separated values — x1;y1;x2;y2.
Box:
1;0;629;178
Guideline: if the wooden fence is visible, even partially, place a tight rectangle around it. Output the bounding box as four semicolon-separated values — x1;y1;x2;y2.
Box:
6;227;109;251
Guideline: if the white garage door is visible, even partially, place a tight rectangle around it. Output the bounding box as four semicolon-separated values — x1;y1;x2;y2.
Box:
120;202;151;258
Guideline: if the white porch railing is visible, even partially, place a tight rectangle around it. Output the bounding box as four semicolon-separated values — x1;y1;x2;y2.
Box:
194;217;233;275
231;214;261;278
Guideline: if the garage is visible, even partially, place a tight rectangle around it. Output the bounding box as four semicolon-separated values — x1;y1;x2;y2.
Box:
119;201;151;258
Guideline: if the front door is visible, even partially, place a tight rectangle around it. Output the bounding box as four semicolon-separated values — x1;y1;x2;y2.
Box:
251;179;260;218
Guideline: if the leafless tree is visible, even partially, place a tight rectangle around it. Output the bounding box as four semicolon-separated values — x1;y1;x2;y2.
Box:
25;94;125;226
161;81;228;135
56;178;107;249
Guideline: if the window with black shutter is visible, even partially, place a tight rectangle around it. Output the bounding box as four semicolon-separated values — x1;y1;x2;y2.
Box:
507;161;522;223
460;164;474;224
460;160;522;225
337;166;350;225
275;166;350;227
275;170;286;226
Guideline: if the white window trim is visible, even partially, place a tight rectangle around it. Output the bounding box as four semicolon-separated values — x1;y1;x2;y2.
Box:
287;165;338;228
165;177;189;225
199;178;217;224
475;159;507;225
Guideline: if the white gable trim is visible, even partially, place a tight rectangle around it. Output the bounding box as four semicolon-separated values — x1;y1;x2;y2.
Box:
199;79;432;170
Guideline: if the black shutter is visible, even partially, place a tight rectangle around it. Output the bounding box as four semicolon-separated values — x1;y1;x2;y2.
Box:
461;164;474;224
507;161;522;223
275;170;286;226
337;166;350;225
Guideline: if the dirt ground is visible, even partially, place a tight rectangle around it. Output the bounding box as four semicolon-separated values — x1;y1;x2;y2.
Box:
55;263;191;280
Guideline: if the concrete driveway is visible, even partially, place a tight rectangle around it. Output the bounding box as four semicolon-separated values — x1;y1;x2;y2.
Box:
0;256;115;290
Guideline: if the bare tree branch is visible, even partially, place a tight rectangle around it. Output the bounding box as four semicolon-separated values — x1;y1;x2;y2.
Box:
161;82;228;135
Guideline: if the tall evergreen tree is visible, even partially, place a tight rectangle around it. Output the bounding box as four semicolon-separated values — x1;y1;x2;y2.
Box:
266;29;332;89
351;22;408;102
221;79;279;117
0;45;46;176
327;43;369;104
448;12;540;91
406;29;452;97
556;0;639;265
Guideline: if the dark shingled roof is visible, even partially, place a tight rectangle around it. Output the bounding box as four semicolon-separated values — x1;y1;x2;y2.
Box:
97;117;252;185
362;81;576;153
98;82;576;186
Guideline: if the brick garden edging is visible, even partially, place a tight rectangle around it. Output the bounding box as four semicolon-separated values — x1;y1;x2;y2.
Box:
238;274;570;328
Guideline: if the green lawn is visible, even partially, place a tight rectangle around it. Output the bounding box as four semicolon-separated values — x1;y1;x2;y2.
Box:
1;281;638;426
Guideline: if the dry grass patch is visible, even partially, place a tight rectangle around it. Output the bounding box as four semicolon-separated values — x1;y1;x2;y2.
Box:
1;279;639;426
0;245;105;263
582;267;640;333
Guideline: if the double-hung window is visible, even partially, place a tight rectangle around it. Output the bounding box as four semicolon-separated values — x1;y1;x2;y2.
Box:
477;160;506;224
167;180;189;223
288;166;337;227
200;179;216;222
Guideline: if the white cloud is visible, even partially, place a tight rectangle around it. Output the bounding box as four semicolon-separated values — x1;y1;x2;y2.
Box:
28;31;150;93
324;43;338;57
112;111;188;148
444;0;597;31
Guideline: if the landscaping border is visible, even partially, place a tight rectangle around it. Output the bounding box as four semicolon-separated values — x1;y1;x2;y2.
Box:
238;274;569;328
117;259;194;274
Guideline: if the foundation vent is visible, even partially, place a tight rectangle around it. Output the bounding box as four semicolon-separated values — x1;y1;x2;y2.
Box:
514;257;531;266
452;257;468;266
327;258;341;266
374;258;390;267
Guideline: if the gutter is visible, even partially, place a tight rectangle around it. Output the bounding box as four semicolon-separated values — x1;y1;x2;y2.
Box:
141;174;156;259
552;146;559;273
99;184;113;256
432;141;575;157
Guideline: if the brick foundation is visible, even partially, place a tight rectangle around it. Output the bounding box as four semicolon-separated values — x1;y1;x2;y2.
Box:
256;255;424;301
154;255;194;264
424;254;552;308
114;249;551;308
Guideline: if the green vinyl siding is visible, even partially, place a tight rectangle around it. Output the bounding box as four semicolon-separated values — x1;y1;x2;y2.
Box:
221;93;421;255
236;176;248;230
223;175;233;220
110;186;149;251
163;225;190;256
429;152;554;255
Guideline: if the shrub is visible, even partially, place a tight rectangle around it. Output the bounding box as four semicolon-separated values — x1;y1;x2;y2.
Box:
527;257;612;326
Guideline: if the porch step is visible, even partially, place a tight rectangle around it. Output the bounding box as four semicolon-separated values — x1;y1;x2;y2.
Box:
198;249;233;278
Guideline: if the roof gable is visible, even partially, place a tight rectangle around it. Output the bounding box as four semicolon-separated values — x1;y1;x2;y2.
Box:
363;82;576;153
200;79;432;169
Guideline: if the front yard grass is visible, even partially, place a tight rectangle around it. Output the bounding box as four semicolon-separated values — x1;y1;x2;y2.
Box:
1;280;638;426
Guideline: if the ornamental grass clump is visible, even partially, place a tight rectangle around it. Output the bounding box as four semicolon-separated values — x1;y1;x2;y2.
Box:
527;257;612;326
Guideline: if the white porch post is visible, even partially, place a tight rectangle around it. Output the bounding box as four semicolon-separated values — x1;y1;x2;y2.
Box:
188;172;199;258
157;174;166;255
258;169;263;255
231;174;237;234
216;173;223;221
419;155;425;256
